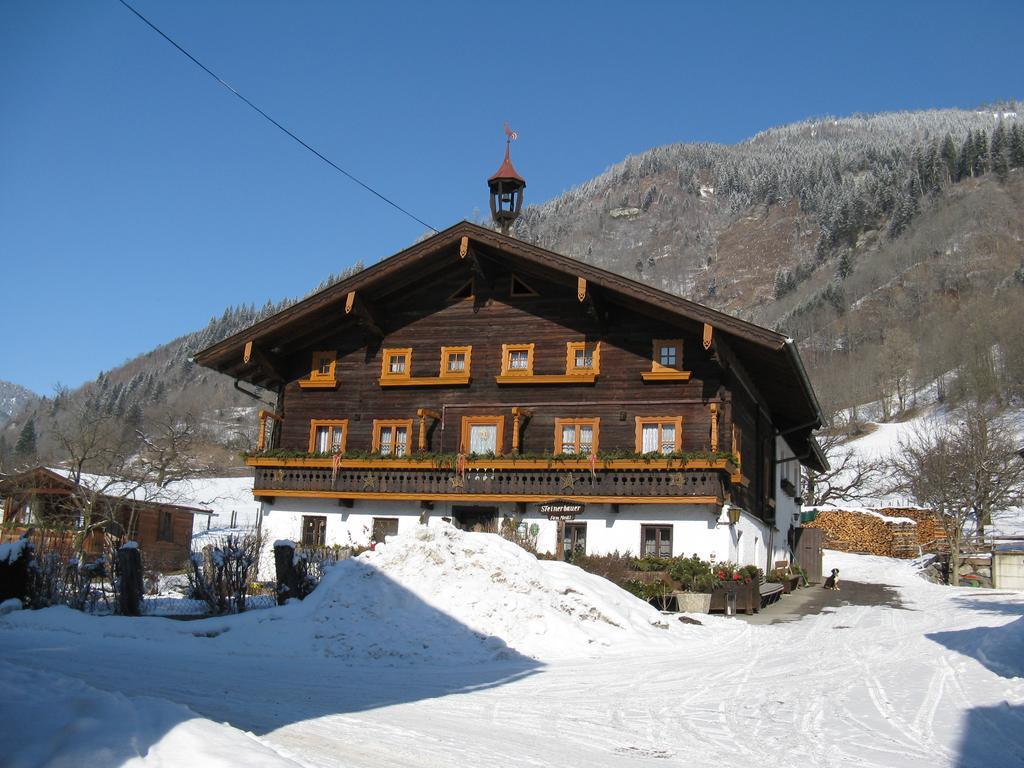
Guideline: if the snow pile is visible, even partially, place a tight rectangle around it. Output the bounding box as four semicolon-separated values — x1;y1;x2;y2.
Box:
255;523;681;663
360;524;679;659
0;661;302;767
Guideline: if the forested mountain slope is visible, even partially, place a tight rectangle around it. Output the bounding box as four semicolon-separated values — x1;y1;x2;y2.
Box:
4;107;1022;470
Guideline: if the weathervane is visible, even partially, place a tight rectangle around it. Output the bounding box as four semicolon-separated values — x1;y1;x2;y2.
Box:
487;122;526;235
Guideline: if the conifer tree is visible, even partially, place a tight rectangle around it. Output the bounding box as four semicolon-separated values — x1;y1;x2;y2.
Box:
15;418;37;459
1008;123;1024;170
958;133;975;180
973;130;989;175
990;122;1009;182
940;133;958;183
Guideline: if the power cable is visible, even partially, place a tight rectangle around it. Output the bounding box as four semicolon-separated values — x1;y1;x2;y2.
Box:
116;0;438;233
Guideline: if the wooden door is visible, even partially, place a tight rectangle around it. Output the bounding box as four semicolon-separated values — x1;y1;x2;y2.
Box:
794;527;824;584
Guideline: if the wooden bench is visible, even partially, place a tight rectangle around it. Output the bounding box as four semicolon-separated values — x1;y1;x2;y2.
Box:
759;577;784;607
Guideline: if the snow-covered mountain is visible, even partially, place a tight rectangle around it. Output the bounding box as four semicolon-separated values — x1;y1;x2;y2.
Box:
0;380;35;426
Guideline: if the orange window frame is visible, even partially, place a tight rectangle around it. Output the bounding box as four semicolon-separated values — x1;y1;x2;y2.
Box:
308;419;348;454
309;350;337;381
460;415;506;455
381;348;413;380
634;416;684;454
500;343;535;376
565;341;601;375
372;419;414;456
440;345;472;378
553;418;600;455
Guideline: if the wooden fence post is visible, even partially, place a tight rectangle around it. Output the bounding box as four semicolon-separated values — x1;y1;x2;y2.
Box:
274;540;300;605
117;543;143;616
0;537;34;605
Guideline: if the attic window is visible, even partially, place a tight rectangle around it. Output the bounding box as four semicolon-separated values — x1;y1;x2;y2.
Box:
448;280;474;301
509;274;539;297
640;338;691;382
299;350;339;388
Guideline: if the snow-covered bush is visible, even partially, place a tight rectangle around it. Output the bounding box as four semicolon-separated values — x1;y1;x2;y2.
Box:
187;532;264;615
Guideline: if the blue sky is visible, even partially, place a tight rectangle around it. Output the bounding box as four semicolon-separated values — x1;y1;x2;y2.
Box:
2;1;1022;394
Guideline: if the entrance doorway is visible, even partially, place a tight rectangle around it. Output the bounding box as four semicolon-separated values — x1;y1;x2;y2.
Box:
452;506;498;533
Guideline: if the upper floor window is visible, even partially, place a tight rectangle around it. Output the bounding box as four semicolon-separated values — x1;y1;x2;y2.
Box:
566;342;600;375
440;346;472;378
555;418;599;455
309;419;347;454
381;348;412;380
501;343;535;376
652;339;684;372
373;419;412;456
461;415;505;455
636;416;683;455
299;350;338;388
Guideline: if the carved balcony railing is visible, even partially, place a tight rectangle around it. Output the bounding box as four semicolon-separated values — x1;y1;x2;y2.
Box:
248;457;733;504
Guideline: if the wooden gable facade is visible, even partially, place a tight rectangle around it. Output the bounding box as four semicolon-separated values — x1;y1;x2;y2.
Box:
195;222;825;526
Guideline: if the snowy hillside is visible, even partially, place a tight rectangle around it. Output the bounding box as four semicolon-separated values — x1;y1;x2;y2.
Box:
826;399;1024;533
0;380;35;426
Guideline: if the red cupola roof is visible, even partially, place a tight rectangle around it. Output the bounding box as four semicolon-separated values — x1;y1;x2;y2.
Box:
488;143;526;186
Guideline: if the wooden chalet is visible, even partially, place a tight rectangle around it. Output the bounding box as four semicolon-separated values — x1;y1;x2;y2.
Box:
194;218;827;568
0;467;207;570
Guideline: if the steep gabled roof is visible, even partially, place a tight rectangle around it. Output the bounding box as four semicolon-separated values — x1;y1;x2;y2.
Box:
193;221;826;464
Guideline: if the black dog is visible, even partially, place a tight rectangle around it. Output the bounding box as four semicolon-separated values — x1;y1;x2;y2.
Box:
823;568;840;591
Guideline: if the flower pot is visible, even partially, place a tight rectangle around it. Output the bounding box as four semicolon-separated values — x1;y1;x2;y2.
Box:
674;592;712;614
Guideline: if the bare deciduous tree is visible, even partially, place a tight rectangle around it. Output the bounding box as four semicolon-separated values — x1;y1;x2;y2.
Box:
803;413;883;507
884;405;1024;585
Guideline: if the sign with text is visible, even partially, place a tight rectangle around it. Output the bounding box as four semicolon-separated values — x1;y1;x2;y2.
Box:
540;499;585;520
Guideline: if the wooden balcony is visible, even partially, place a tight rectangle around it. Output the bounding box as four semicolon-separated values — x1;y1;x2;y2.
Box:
250;459;731;505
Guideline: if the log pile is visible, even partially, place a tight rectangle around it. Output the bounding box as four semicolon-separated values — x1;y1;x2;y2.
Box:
804;507;945;559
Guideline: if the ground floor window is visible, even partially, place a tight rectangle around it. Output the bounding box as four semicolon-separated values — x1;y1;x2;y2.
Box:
158;510;173;542
563;522;587;560
371;517;399;544
641;524;672;558
302;515;327;547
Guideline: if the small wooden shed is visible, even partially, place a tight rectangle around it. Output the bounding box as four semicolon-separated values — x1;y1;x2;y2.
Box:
0;467;208;571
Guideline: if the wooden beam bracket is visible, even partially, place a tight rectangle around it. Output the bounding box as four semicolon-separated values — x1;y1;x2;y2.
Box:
344;290;384;338
243;341;285;383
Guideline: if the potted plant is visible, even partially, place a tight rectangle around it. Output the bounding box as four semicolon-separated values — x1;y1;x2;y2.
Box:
668;554;716;613
708;562;760;614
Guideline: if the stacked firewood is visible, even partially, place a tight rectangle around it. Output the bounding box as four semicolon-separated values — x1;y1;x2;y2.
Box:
887;508;947;552
805;510;903;557
804;507;946;559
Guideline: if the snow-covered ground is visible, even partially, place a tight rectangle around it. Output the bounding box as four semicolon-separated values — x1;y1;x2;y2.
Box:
2;525;1024;767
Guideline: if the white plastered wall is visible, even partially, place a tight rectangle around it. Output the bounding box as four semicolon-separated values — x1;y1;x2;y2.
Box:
256;497;772;577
